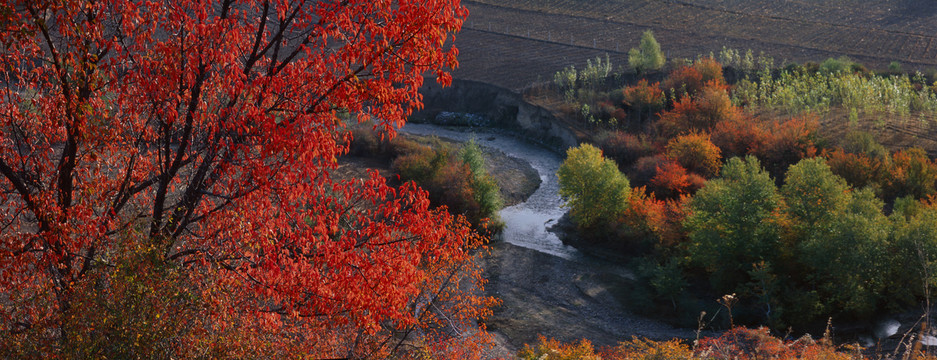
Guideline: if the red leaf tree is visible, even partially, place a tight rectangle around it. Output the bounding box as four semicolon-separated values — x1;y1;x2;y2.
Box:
0;0;494;357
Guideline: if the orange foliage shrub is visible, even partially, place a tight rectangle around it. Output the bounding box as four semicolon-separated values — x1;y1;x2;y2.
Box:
657;85;740;137
602;337;694;360
665;133;723;177
622;79;665;123
885;147;937;200
664;65;704;96
524;327;866;360
696;327;857;360
631;155;670;186
694;57;727;89
650;161;696;198
824;149;885;190
663;58;727;97
518;336;600;360
620;186;689;251
754;115;821;177
711;116;772;158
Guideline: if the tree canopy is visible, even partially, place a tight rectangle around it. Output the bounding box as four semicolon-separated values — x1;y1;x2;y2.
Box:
557;144;631;229
0;0;494;357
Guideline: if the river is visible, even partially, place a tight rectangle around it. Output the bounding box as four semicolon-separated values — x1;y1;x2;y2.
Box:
400;124;698;356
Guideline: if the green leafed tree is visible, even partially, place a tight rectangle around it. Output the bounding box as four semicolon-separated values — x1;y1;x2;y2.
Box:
685;156;782;295
629;30;666;74
781;158;888;322
557;144;631;229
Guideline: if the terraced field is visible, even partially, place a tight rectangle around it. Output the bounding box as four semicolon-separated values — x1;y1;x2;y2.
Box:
453;0;937;90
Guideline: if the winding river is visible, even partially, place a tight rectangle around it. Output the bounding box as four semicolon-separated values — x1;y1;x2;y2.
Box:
400;123;698;354
401;123;581;260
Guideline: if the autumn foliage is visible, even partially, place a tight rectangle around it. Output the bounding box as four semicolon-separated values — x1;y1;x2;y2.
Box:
664;133;723;177
657;85;740;137
0;0;496;357
523;327;866;360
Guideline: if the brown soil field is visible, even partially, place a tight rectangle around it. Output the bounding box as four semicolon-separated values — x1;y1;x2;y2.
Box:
453;0;937;90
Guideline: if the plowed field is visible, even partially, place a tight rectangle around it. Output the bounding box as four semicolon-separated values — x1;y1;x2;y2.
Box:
453;0;937;90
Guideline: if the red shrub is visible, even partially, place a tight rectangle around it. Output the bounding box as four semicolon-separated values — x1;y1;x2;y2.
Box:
649;161;699;198
664;65;704;96
630;155;670;187
663;58;727;97
711;116;771;158
696;327;854;360
824;149;885;190
755;115;821;177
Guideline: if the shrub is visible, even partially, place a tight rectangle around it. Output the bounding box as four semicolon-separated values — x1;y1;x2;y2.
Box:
621;79;665;124
348;126;381;156
694;57;726;88
663;65;703;97
710;116;771;159
884;147;937;200
620;186;667;247
518;336;600;360
630;155;670;187
649;161;702;199
392;139;503;229
657;86;739;137
824;149;885;191
819;56;856;74
628;30;665;74
557;144;631;229
754;115;821;178
665;133;723;177
597;131;656;168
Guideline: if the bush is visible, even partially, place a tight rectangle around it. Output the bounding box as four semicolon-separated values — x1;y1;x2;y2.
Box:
710;116;771;159
557;144;631;229
657;86;739;137
649;161;703;199
621;79;665;124
694;57;726;88
630;155;670;187
825;149;885;191
884;147;937;200
460;139;504;226
597;131;656;169
754;115;821;178
392;139;503;229
665;133;723;177
819;56;856;74
663;65;703;98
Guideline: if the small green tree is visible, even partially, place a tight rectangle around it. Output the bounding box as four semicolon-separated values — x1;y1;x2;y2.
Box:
629;30;666;74
460;138;504;227
557;144;631;229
